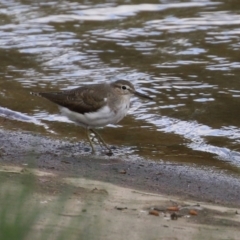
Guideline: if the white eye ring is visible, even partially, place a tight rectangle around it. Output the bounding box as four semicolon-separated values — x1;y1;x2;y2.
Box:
121;85;127;90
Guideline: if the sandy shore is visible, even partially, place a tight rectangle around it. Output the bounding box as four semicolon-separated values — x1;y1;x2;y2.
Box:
0;165;240;240
0;129;240;239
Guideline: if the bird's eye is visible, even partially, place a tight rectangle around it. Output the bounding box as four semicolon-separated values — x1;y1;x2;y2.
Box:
121;85;127;90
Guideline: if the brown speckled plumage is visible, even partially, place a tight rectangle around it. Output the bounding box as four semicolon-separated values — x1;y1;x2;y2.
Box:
30;80;152;155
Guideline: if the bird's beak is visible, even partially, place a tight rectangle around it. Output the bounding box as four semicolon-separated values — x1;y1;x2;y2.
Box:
134;90;153;100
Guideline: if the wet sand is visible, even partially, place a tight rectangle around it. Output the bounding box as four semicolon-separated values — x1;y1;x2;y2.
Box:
1;129;240;239
0;164;240;240
1;129;240;207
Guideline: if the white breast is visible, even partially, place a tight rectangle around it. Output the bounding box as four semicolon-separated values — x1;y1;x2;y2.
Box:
59;96;130;129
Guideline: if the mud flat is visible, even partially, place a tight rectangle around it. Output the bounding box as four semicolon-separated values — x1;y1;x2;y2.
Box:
0;129;240;239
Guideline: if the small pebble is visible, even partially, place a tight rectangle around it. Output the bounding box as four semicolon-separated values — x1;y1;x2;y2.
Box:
149;210;159;216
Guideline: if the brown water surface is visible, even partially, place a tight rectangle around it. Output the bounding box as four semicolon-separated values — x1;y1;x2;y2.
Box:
0;0;240;173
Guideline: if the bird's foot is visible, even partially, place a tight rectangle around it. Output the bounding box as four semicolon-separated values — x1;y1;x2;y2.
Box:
106;150;113;156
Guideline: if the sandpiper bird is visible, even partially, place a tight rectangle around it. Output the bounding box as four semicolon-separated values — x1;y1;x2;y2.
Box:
31;80;152;155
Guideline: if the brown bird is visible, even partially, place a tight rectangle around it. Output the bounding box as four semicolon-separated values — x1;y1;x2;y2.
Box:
31;80;152;155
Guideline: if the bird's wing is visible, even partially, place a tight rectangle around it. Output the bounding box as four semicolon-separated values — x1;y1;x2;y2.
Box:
31;86;107;114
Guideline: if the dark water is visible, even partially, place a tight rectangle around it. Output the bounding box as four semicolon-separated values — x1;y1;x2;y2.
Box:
0;0;240;173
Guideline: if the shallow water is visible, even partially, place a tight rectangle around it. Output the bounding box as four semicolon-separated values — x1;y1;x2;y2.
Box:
0;0;240;173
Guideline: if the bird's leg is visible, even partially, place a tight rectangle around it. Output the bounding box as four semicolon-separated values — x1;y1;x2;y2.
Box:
91;134;105;149
90;129;113;156
86;128;96;154
89;132;103;147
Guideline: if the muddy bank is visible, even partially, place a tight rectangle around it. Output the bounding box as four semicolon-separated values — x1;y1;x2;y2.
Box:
0;129;240;207
0;166;240;240
0;165;240;240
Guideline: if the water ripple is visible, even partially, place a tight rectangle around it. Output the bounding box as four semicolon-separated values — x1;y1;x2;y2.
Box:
0;0;240;170
138;114;240;165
